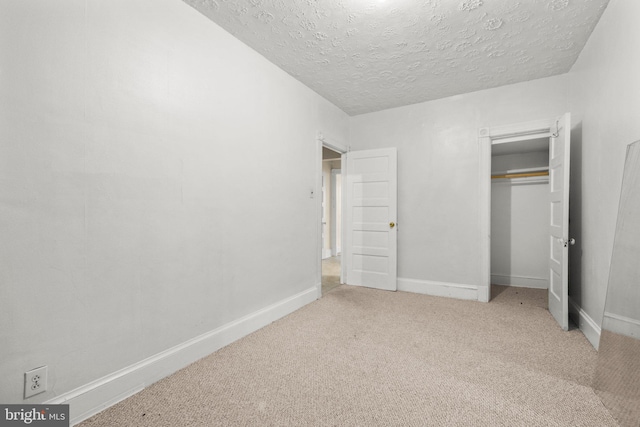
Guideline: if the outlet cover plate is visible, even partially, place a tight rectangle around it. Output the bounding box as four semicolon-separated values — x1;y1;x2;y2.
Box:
24;366;47;399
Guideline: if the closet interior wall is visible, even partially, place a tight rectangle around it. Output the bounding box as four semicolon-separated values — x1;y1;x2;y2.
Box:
491;145;550;290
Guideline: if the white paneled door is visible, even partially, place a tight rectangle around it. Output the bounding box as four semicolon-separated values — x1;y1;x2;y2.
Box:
344;148;397;291
548;113;572;331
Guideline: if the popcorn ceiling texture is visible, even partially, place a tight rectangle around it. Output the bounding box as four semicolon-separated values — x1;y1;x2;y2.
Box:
183;0;609;115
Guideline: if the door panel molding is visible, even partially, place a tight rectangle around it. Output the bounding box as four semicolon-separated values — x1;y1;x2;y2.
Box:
344;147;397;291
547;113;571;331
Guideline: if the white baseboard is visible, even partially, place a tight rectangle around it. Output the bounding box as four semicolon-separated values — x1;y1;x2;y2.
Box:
322;249;332;259
48;287;318;426
603;311;640;340
398;278;478;301
569;298;601;350
491;274;548;289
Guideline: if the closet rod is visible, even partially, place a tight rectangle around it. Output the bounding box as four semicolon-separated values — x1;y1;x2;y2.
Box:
491;171;549;180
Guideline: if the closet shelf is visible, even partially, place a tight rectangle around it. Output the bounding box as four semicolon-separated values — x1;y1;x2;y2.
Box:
491;171;549;180
491;166;549;180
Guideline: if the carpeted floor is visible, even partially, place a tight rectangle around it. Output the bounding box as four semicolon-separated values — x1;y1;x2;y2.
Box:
79;285;617;426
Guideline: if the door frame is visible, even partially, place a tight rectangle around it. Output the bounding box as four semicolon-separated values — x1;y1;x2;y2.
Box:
478;118;556;303
316;131;348;298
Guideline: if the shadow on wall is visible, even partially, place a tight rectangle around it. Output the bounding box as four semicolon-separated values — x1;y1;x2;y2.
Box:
490;180;512;290
569;121;583;309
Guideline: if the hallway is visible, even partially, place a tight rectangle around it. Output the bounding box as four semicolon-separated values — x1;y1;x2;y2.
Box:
321;256;341;295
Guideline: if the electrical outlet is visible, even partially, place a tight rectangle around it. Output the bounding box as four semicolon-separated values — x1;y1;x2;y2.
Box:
24;366;47;399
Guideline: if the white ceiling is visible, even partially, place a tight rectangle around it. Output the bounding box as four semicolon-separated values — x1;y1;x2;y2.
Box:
184;0;609;116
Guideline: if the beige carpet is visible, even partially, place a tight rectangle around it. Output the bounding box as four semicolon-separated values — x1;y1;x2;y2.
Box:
80;285;617;426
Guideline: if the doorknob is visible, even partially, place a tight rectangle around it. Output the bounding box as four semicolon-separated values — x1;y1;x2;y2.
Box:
390;222;395;228
560;238;576;247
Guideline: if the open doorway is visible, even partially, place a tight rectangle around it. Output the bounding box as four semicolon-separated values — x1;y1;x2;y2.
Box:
315;134;398;296
478;114;572;331
322;146;342;295
490;137;550;304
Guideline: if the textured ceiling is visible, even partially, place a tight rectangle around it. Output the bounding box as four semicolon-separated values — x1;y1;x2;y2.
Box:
183;0;609;116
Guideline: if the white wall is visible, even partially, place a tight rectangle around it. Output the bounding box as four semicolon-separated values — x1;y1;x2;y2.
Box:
350;76;568;296
491;181;549;289
566;0;640;337
0;0;347;413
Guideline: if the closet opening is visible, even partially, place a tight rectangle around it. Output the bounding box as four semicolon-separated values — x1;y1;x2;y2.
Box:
479;114;572;329
490;137;550;300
